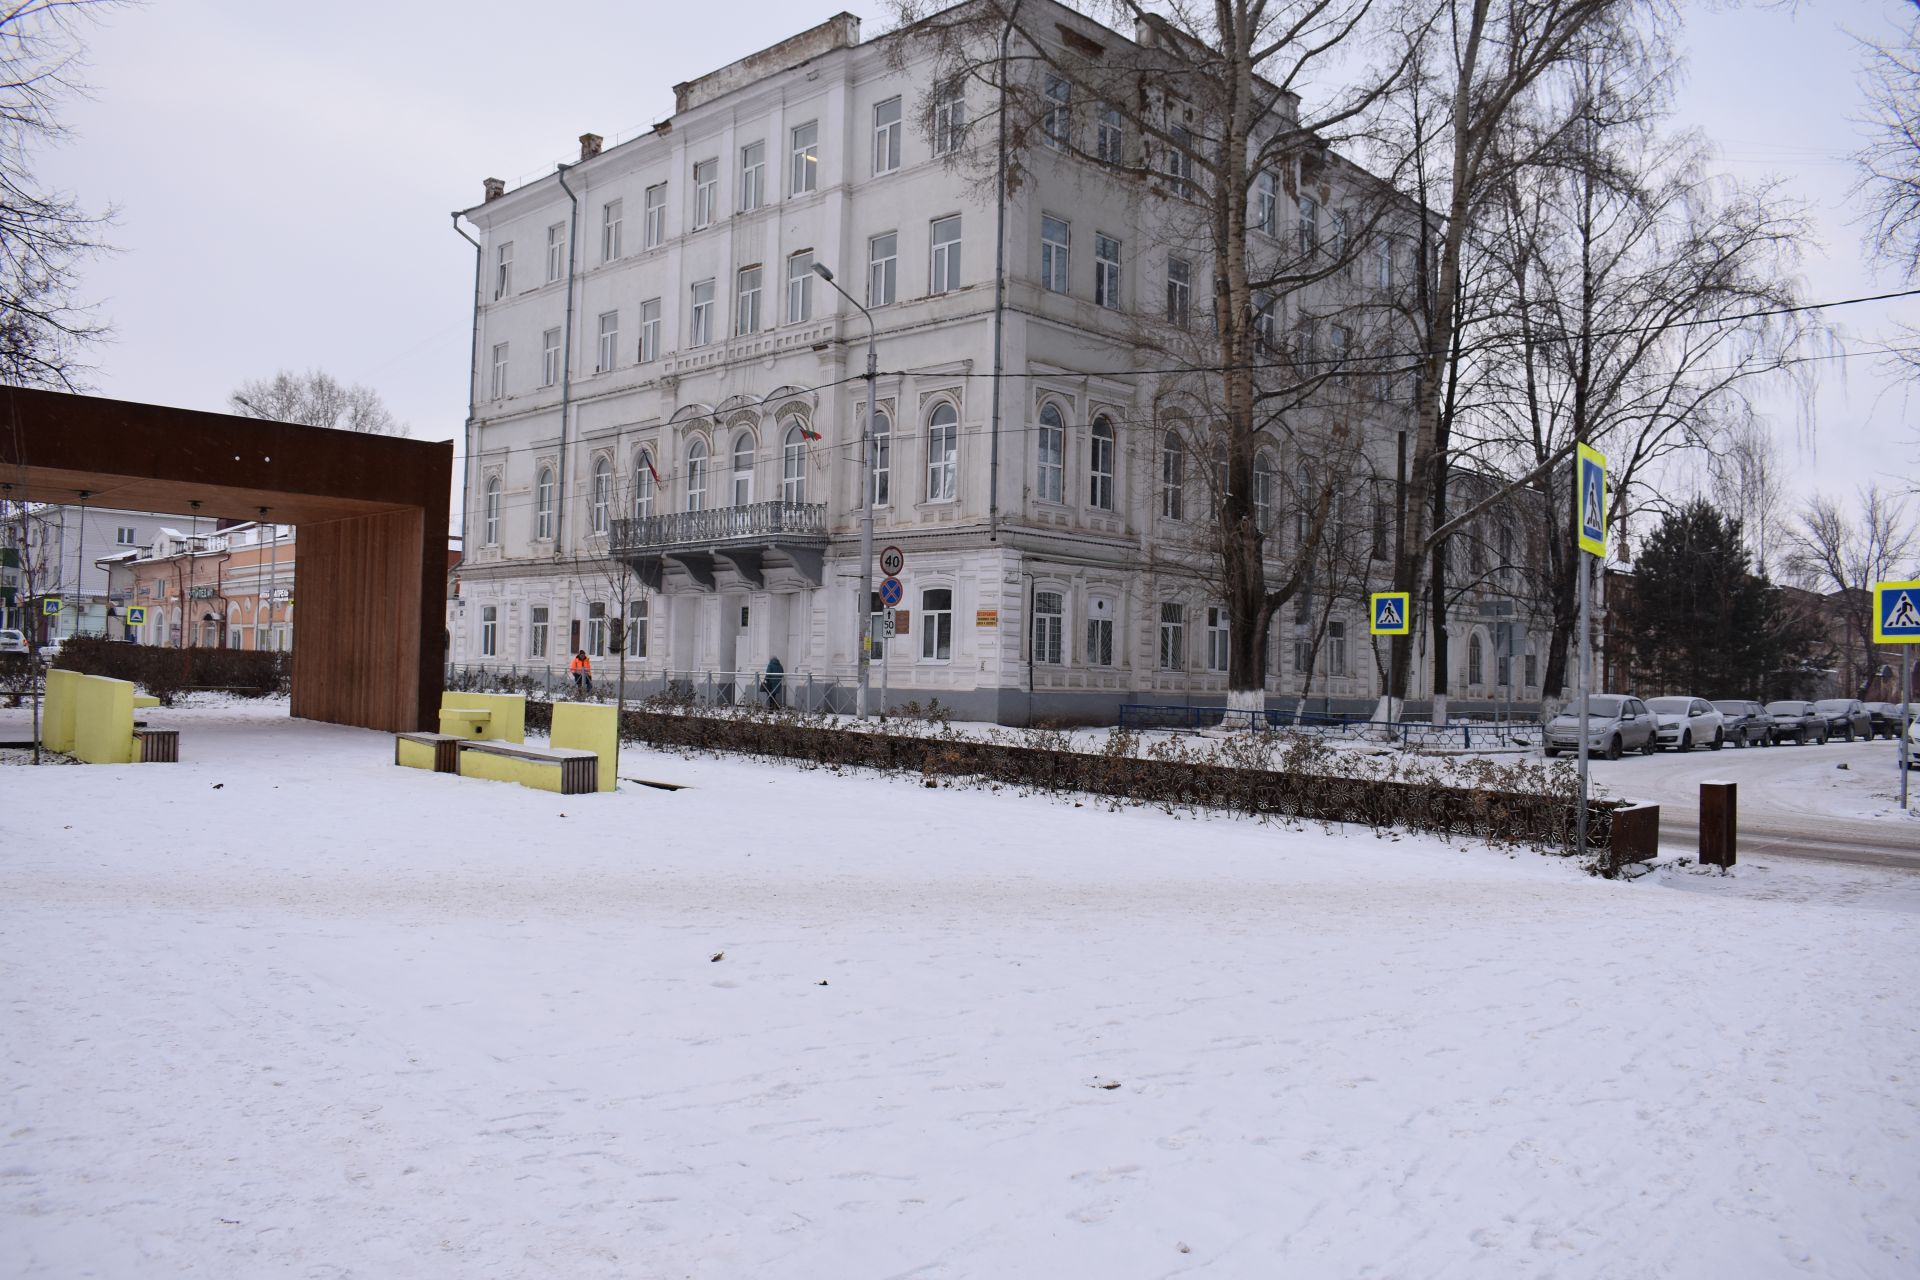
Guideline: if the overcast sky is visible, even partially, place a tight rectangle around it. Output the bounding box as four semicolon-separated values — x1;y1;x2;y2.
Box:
39;0;1920;521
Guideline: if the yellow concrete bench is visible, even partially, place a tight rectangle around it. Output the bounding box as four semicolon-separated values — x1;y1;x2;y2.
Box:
394;731;461;774
44;670;177;763
437;692;526;743
551;703;618;793
456;739;598;794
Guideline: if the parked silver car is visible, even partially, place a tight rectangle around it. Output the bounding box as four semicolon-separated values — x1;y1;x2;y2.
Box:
1543;694;1658;760
0;628;26;654
1646;696;1727;751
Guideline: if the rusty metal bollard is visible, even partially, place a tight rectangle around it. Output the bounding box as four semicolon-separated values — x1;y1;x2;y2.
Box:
1700;781;1737;867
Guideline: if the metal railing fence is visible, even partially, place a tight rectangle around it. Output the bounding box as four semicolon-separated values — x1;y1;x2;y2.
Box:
1118;703;1544;750
444;663;852;715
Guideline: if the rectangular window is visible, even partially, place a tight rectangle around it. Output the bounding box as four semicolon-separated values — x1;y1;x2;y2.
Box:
736;265;762;335
1043;74;1071;149
1095;233;1121;309
1298;196;1318;255
541;327;561;387
740;141;765;211
791;121;818;195
1374;235;1394;289
921;587;953;660
1096;105;1123;163
1040;215;1069;293
639;298;661;363
1089;420;1114;510
596;311;618;373
1330;207;1349;261
690;280;715;346
627;599;648;658
1167;124;1193;198
693;158;718;228
529;605;549;658
1253;171;1276;236
931;215;962;294
1327;620;1347;677
1372;495;1391;560
869;231;898;306
1086;600;1115;667
494;241;512;299
644;183;666;248
546;222;566;283
1525;651;1539;688
1158;602;1185;670
489;342;508;398
787;251;813;323
586;601;606;657
934;90;966;155
1166;257;1191;327
601;199;623;261
1033;590;1063;665
1329;324;1350;370
870;409;891;506
480;605;498;657
873;96;902;175
116;526;137;545
1206;606;1230;672
1293;633;1312;673
1254;293;1276;350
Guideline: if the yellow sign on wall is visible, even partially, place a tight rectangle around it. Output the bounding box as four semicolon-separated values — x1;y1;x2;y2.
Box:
976;609;999;627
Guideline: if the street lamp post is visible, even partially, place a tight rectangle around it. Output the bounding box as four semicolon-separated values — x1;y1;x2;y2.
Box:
812;261;877;720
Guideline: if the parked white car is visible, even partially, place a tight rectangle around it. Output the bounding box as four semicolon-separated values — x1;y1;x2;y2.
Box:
1645;696;1726;751
0;628;27;654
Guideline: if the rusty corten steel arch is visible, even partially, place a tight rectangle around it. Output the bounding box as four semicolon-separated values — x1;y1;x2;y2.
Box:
2;386;452;733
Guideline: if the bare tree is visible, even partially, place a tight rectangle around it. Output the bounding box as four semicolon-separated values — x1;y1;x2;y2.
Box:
230;370;411;436
1852;1;1920;284
899;0;1422;714
0;0;122;390
1786;484;1920;697
1373;0;1634;721
1709;419;1788;580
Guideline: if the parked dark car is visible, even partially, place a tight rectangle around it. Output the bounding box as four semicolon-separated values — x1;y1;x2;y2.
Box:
1764;700;1827;745
1812;699;1873;742
1711;700;1776;747
1863;702;1911;740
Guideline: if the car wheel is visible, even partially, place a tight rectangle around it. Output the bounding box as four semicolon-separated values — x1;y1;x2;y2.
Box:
1607;735;1622;761
1642;734;1658;756
1678;731;1692;752
1818;731;1829;745
1709;729;1725;751
1844;726;1856;743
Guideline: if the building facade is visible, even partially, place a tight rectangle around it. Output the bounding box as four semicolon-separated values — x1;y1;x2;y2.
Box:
114;522;296;650
1;504;173;640
451;3;1553;722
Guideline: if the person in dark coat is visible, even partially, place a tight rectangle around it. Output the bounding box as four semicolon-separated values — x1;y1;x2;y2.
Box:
762;655;784;709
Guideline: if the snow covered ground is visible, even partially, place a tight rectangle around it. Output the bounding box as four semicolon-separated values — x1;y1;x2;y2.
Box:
3;698;1917;1278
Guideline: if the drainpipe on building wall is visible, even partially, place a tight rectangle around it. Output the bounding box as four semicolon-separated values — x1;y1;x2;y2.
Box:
451;214;482;548
555;162;582;557
987;0;1022;544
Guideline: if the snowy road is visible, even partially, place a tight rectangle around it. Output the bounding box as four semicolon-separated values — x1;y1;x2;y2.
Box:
3;701;1918;1278
1583;738;1920;869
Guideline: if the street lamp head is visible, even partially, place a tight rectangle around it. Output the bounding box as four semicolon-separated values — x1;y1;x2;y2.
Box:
811;262;835;283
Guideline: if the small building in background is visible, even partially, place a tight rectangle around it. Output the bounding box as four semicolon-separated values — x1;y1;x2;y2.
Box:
115;522;296;649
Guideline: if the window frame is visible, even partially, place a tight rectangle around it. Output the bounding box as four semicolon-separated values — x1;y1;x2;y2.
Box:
869;407;892;507
535;465;555;541
1094;233;1121;309
1089;415;1115;511
790;121;819;195
787;251;813;323
590;456;613;535
1166;256;1191;327
873;96;903;175
639;298;661;363
934;90;967;155
930;215;962;294
595;310;619;373
644;183;667;249
740;141;766;211
869;231;899;306
489;342;508;399
1161;430;1186;520
920;586;954;662
736;264;763;336
1158;601;1185;671
926;401;958;502
781;421;808;503
480;604;498;657
541;327;561;387
529;604;549;659
1033;589;1064;665
633;450;655;519
1035;401;1065;503
545;222;565;283
494;241;513;300
690;279;715;346
686;438;709;512
601;199;623;261
693;157;719;229
1040;215;1070;293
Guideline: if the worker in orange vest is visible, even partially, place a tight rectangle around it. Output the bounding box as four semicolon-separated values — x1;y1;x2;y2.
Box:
570;649;593;694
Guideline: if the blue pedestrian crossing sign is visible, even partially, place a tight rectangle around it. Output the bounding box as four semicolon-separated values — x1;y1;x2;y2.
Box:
127;606;147;626
1370;592;1411;636
1575;442;1607;558
41;596;61;616
1874;580;1920;644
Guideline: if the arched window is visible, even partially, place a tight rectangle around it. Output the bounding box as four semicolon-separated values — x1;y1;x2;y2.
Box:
483;475;501;545
731;429;755;506
1160;430;1185;520
1036;402;1064;503
535;466;554;540
1089;415;1114;511
591;456;613;534
781;421;807;503
927;402;957;501
687;439;708;511
1468;632;1484;686
632;450;655;519
870;410;892;506
1253;450;1276;534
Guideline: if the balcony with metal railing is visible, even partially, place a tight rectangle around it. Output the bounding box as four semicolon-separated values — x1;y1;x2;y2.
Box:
609;500;829;593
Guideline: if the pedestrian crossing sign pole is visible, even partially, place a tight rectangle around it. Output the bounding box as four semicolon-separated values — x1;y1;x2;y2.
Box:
1370;592;1410;636
1572;443;1608;855
1873;580;1920;810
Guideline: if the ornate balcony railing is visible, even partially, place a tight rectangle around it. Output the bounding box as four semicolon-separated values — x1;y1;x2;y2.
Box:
610;501;828;554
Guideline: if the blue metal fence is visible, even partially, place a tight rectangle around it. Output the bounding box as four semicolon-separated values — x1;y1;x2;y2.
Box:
1117;703;1543;750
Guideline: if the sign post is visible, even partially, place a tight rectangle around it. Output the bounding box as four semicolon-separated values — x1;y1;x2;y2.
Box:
1574;443;1608;853
1873;580;1920;810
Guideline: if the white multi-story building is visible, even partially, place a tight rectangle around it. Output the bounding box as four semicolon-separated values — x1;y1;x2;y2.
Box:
0;504;176;639
451;2;1549;722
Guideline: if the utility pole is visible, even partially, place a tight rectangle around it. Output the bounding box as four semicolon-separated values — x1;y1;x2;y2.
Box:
812;261;877;719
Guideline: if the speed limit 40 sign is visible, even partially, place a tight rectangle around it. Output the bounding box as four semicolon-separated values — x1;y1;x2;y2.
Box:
879;544;905;578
